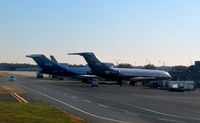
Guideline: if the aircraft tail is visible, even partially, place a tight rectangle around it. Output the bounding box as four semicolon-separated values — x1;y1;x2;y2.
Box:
50;55;58;63
68;52;113;74
26;54;55;69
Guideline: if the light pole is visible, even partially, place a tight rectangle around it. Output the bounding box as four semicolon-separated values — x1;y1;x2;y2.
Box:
134;61;136;66
114;59;120;66
163;62;165;66
145;58;151;69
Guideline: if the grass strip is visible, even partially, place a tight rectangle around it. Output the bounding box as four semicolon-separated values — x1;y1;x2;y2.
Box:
0;102;86;123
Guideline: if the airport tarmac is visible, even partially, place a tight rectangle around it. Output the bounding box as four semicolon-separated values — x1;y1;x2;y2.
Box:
1;73;200;123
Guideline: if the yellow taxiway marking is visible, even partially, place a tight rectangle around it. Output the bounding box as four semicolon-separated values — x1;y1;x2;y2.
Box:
13;93;28;103
10;93;28;103
10;93;22;102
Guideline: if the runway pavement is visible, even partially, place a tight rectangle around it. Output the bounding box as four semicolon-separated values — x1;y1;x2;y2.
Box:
2;76;200;123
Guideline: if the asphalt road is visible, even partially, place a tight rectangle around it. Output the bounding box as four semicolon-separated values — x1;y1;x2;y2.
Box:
3;76;200;123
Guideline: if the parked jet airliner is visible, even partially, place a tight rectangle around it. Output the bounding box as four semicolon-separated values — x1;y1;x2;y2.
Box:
26;54;92;78
68;52;171;85
26;54;114;82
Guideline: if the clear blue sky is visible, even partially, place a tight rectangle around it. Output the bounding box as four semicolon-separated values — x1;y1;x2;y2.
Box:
0;0;200;66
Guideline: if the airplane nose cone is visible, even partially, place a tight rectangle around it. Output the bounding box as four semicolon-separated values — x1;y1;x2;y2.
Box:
164;72;172;78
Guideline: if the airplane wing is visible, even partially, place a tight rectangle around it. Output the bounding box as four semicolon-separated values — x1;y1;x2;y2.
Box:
79;75;98;78
130;77;156;80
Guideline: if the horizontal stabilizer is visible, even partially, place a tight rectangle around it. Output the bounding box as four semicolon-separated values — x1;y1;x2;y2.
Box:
26;54;44;58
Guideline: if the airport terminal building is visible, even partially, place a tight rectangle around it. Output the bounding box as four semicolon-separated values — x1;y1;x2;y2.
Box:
169;61;200;88
169;61;200;81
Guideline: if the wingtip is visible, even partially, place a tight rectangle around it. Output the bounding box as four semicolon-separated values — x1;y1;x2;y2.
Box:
25;54;44;58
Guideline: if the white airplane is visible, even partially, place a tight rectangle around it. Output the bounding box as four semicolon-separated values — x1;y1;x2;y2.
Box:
68;52;171;86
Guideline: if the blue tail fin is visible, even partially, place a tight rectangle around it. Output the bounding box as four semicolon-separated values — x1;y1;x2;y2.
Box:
26;54;64;71
50;55;58;63
68;52;113;74
26;54;52;68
